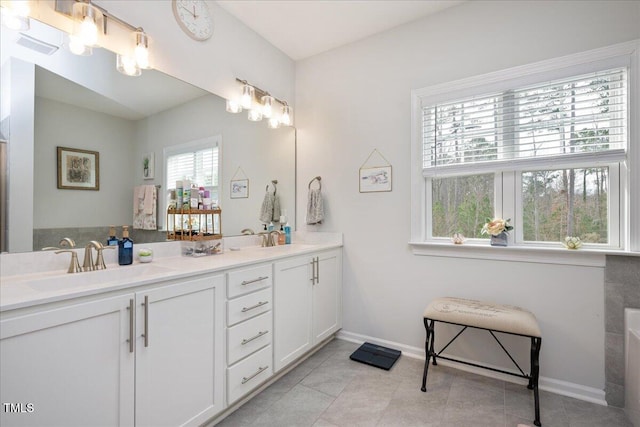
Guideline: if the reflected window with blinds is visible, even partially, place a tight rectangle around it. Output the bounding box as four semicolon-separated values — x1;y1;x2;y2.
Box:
419;66;628;247
165;138;220;210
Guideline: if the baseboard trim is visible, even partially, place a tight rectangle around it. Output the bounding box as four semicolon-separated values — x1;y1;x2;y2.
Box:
337;330;607;406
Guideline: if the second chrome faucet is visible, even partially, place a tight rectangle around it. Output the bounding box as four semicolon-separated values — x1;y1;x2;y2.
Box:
83;241;115;271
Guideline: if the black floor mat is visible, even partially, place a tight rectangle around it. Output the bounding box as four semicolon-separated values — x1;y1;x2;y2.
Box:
349;342;401;370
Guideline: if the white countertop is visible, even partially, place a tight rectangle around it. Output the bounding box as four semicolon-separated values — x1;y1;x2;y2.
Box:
0;232;342;312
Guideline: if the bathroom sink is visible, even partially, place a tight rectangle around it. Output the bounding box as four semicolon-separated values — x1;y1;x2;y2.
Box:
25;264;176;292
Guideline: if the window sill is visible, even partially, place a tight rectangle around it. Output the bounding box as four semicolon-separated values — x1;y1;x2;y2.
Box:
409;241;640;267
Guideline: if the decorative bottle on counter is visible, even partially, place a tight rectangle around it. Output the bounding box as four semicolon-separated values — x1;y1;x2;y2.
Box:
107;225;118;246
278;224;286;245
118;226;133;265
284;224;291;244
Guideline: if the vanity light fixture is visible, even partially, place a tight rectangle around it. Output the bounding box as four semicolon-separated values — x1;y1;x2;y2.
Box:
226;99;242;113
240;83;255;109
0;0;30;31
67;34;92;56
280;104;292;127
231;78;293;128
116;53;141;77
56;0;151;76
71;0;103;47
267;117;280;129
247;108;263;122
133;28;150;69
261;94;274;119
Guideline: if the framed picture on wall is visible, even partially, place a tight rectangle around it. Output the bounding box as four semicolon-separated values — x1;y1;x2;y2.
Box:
230;179;249;198
359;165;392;193
57;146;99;190
143;152;155;180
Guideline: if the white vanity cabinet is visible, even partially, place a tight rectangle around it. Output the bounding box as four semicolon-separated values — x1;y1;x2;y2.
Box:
0;295;135;427
274;248;342;372
134;275;224;427
0;274;224;427
226;263;274;404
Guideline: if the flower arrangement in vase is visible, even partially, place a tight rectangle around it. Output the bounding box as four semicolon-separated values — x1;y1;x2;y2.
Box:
481;218;513;247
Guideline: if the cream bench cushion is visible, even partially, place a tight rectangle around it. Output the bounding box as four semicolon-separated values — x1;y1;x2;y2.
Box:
423;297;541;338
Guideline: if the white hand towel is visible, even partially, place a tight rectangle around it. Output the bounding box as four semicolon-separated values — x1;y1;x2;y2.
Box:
259;191;274;223
306;188;324;225
272;193;281;222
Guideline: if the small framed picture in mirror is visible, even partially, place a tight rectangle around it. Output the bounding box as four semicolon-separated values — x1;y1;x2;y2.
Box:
143;153;155;180
57;146;99;190
231;179;249;199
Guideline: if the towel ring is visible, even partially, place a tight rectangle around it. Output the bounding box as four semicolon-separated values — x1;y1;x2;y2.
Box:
308;176;321;190
266;180;278;194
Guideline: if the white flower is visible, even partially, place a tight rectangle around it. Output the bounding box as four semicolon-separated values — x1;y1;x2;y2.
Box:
563;236;582;250
481;218;513;236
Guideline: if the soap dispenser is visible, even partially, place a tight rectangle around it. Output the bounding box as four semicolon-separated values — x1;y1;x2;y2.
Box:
118;226;134;265
107;225;118;246
284;223;291;244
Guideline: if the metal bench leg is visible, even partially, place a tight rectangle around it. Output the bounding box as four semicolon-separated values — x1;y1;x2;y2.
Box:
421;318;435;392
529;336;542;426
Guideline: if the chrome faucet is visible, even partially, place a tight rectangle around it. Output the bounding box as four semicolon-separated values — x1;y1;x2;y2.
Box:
55;249;82;273
82;240;115;271
82;242;97;271
257;230;283;247
92;241;115;270
269;230;283;246
42;237;76;251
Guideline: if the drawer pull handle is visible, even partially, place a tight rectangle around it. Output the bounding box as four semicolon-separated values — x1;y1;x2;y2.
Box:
241;276;269;286
241;301;269;312
241;365;269;384
241;330;269;345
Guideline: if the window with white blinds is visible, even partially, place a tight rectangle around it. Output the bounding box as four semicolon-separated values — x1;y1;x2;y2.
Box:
166;146;219;188
422;67;627;177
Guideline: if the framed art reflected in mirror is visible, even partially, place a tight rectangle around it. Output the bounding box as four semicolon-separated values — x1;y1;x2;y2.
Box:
57;146;99;190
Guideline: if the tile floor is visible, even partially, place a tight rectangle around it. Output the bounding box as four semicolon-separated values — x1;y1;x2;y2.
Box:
215;339;633;427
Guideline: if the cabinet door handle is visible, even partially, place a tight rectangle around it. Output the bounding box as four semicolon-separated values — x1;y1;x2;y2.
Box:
241;300;269;312
127;298;134;353
141;295;149;347
310;259;316;284
316;257;320;283
241;330;269;345
241;276;269;286
241;365;269;384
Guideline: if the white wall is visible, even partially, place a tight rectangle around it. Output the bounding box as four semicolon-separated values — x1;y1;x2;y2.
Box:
295;0;640;400
33;97;136;228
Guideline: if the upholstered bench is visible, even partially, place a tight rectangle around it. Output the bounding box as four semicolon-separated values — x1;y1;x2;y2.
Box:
421;297;542;427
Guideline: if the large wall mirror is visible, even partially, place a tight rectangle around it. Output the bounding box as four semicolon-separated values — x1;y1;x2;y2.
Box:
0;19;296;253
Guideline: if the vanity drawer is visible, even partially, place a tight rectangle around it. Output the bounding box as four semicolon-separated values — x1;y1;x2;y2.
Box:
227;345;273;404
227;288;272;326
227;264;272;299
227;312;272;365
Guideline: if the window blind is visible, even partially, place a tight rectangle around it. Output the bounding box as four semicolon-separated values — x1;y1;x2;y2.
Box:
167;146;219;188
422;67;627;176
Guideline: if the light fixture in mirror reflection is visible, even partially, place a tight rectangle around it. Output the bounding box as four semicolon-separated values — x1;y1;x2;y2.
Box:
0;19;296;253
228;79;293;129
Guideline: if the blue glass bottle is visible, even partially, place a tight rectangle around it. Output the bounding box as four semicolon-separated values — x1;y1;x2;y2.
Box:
118;226;133;265
107;225;118;246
